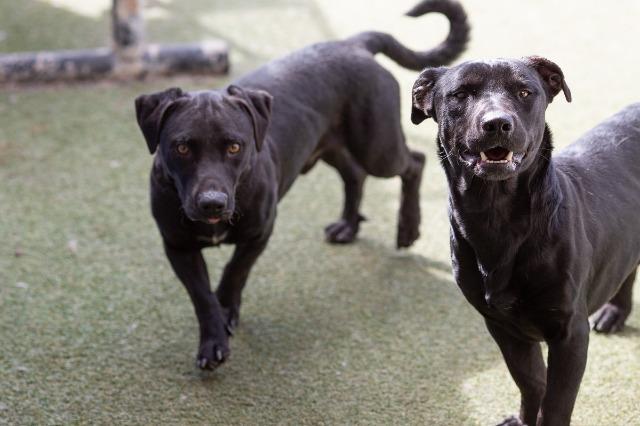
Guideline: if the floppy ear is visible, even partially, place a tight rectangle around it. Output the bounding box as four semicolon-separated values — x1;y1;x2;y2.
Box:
135;87;186;154
411;67;446;124
523;56;572;103
227;85;273;151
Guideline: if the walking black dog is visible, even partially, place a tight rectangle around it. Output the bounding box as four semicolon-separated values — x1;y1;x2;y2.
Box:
411;57;640;425
135;0;469;370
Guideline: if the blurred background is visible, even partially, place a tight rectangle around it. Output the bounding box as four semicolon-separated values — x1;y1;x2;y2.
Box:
1;0;639;424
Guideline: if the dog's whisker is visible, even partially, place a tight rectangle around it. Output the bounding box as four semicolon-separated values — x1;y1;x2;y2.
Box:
535;152;551;163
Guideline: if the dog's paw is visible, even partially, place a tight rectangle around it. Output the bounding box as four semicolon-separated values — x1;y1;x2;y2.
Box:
220;305;240;336
196;337;230;370
591;303;629;333
324;218;361;244
396;219;420;248
496;415;526;426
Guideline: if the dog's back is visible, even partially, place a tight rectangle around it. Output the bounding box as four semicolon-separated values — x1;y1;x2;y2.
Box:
558;103;640;170
232;0;468;197
555;103;640;310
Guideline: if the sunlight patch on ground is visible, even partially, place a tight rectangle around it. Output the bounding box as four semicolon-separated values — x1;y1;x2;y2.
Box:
197;7;328;58
462;361;519;425
42;0;110;18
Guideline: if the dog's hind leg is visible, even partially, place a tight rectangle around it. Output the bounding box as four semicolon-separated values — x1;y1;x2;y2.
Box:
397;150;425;248
592;267;636;333
346;141;425;248
322;146;367;244
344;69;425;248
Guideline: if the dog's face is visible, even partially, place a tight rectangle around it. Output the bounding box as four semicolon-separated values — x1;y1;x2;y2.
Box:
135;86;272;224
412;57;571;181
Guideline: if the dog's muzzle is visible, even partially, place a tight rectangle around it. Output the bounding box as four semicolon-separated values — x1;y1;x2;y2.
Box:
196;191;228;223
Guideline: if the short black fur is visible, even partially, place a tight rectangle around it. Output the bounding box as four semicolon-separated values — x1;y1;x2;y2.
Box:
413;57;640;426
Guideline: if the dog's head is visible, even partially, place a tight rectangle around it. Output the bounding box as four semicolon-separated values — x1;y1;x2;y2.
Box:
135;85;272;224
411;57;571;181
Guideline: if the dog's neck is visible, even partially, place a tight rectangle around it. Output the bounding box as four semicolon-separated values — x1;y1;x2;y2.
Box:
442;125;562;294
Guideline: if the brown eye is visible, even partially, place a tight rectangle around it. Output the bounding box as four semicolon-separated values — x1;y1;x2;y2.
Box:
519;89;531;99
454;91;468;100
176;143;190;155
227;143;241;155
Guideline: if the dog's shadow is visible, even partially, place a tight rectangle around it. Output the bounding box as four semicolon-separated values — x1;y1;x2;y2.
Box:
149;233;640;424
608;324;640;337
172;236;502;423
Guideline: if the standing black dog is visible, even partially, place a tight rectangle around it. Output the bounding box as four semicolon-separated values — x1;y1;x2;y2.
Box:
135;0;469;370
411;57;640;425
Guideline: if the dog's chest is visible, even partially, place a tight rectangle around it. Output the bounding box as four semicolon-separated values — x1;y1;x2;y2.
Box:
479;269;571;340
197;228;230;246
481;286;542;339
456;255;537;335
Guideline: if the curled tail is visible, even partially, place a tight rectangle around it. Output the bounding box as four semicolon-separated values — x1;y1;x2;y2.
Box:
351;0;469;70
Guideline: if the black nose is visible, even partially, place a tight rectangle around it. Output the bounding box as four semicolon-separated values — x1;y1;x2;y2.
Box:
197;191;228;216
481;114;514;136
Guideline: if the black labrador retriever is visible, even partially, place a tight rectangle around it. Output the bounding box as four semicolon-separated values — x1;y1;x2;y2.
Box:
134;0;469;370
411;57;639;425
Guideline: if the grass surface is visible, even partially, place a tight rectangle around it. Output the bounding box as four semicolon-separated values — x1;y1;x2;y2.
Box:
1;0;640;424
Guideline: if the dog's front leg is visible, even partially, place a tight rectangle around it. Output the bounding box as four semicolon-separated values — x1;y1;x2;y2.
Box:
539;319;589;426
486;320;547;426
164;242;230;370
216;234;271;334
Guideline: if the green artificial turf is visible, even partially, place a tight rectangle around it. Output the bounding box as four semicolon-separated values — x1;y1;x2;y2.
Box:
1;0;639;424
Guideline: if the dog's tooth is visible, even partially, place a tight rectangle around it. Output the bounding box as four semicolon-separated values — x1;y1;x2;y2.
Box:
480;152;487;161
506;151;514;161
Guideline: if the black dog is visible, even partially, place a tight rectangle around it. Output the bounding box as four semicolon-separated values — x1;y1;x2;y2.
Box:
412;57;640;425
134;0;469;370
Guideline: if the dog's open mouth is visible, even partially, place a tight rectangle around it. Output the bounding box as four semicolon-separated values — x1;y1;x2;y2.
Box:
460;147;523;166
204;212;233;225
459;146;527;180
480;147;513;163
